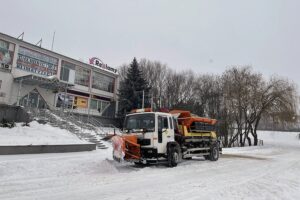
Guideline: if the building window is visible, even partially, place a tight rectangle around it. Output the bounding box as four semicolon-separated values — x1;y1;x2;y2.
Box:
61;67;70;82
90;99;98;110
92;71;114;93
56;93;74;109
0;80;2;89
75;66;90;87
102;101;109;110
90;98;110;113
56;93;89;109
60;61;75;82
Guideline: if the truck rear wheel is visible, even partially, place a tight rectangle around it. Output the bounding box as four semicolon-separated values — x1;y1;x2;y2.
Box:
168;146;180;167
209;143;219;161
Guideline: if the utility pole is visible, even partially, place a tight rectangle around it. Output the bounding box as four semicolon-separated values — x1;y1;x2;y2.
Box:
87;70;92;120
17;79;23;106
142;90;145;109
150;93;153;110
51;31;56;51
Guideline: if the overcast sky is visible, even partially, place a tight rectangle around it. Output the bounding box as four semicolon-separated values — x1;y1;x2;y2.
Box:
1;0;300;88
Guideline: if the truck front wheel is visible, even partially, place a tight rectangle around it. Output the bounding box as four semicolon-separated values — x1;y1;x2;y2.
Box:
168;146;180;167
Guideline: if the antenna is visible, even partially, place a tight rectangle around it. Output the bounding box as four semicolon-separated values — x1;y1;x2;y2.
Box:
36;38;42;47
17;32;24;40
51;31;56;51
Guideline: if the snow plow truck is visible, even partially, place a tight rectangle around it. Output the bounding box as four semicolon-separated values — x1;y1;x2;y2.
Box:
112;109;221;167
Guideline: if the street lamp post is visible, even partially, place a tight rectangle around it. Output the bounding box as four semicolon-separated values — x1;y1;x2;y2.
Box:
142;90;144;109
17;79;23;106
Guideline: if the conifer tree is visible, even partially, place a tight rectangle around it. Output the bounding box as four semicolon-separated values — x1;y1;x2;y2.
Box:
118;58;150;115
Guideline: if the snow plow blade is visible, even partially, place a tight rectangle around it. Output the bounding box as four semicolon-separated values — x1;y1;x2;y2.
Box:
112;135;141;162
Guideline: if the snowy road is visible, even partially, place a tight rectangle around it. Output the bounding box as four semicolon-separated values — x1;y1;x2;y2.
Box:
0;132;299;200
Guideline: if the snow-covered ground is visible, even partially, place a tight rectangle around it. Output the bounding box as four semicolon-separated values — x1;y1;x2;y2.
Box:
0;121;88;145
0;131;299;200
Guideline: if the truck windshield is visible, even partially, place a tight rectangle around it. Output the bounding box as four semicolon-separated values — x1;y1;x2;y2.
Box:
124;113;155;133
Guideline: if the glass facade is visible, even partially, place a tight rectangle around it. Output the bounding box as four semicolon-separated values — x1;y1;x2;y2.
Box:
20;89;48;109
56;93;74;109
90;99;110;113
75;66;90;87
60;61;75;82
92;71;114;93
90;99;98;110
59;61;116;93
56;93;89;109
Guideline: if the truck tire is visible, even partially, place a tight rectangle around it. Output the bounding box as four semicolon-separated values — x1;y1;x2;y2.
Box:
209;143;219;161
168;146;180;167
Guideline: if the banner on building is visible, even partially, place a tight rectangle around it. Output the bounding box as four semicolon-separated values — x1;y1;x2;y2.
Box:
0;39;14;72
17;46;58;76
74;96;88;108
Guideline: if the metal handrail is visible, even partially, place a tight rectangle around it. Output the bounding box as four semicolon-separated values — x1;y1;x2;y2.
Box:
88;117;108;136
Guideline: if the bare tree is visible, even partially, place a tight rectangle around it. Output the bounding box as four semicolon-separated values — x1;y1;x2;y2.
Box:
221;66;297;147
249;77;297;145
222;66;253;146
118;64;129;82
140;58;169;109
118;59;298;147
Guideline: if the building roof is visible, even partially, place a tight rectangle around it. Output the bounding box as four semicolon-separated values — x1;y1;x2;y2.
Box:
0;32;118;77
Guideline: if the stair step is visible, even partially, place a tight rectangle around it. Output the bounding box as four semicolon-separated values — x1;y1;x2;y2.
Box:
85;136;96;138
29;109;113;149
97;146;108;149
84;137;96;140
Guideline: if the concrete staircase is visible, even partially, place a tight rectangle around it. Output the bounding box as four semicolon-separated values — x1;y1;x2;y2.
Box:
27;108;116;149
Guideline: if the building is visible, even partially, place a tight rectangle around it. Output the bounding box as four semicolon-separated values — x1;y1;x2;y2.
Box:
0;32;119;118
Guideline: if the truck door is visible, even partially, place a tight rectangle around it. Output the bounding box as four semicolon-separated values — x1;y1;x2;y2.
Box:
168;116;175;141
157;115;171;154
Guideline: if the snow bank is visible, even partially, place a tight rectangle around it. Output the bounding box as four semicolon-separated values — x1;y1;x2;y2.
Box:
0;131;299;200
0;121;88;145
223;130;300;155
258;130;300;146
